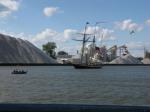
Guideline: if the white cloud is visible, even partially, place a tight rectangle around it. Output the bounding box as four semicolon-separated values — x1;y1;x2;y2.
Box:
0;30;28;39
85;26;97;34
145;19;150;26
0;0;20;17
86;26;115;41
30;28;79;49
63;27;115;42
43;7;60;17
29;28;81;54
127;42;150;50
31;29;58;43
64;29;78;40
100;29;115;40
126;41;150;57
126;42;144;50
116;19;143;32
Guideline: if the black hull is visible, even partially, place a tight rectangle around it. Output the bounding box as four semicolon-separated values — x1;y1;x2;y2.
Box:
73;64;102;69
12;71;27;74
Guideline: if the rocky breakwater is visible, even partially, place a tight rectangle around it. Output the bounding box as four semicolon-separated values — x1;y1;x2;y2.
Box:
0;34;57;63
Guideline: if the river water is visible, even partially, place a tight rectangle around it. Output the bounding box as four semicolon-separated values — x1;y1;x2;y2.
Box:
0;66;150;106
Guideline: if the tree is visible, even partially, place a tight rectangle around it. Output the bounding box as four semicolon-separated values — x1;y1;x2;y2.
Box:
57;51;68;56
42;42;57;59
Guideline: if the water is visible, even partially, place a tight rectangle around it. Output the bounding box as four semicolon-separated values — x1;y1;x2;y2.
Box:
0;66;150;106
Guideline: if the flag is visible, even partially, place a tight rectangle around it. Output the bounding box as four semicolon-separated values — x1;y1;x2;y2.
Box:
95;47;100;54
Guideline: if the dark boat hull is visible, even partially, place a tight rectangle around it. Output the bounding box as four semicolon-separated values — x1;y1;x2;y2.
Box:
73;64;102;69
12;71;27;74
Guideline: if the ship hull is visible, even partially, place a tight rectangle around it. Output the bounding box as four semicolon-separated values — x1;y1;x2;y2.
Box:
12;71;27;74
73;64;102;69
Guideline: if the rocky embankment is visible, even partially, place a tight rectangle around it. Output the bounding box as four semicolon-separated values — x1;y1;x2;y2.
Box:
0;34;57;63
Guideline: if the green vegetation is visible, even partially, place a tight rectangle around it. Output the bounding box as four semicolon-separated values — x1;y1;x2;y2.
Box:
42;42;57;59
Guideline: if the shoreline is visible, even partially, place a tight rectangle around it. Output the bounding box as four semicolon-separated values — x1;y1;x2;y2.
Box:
0;63;149;66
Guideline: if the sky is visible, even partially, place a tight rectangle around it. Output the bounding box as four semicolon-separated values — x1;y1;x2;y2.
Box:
0;0;150;57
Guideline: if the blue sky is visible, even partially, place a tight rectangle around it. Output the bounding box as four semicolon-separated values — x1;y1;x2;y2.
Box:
0;0;150;57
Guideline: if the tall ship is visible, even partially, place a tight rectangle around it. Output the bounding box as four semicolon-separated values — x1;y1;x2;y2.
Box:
72;22;103;69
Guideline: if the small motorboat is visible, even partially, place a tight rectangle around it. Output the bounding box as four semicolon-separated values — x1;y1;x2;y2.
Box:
12;70;27;74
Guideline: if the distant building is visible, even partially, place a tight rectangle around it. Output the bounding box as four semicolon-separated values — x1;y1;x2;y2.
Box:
117;45;129;57
56;51;73;64
107;45;117;61
144;48;150;59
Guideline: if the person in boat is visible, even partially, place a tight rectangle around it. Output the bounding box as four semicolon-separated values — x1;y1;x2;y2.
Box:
14;69;18;72
13;69;23;73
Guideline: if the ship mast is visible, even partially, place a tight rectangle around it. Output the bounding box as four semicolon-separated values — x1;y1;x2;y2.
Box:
72;22;95;64
80;22;89;64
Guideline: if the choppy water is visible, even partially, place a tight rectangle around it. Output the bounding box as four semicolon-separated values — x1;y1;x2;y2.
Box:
0;66;150;106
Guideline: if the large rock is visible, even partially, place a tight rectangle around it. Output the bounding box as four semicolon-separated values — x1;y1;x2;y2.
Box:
0;34;57;63
110;54;142;64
